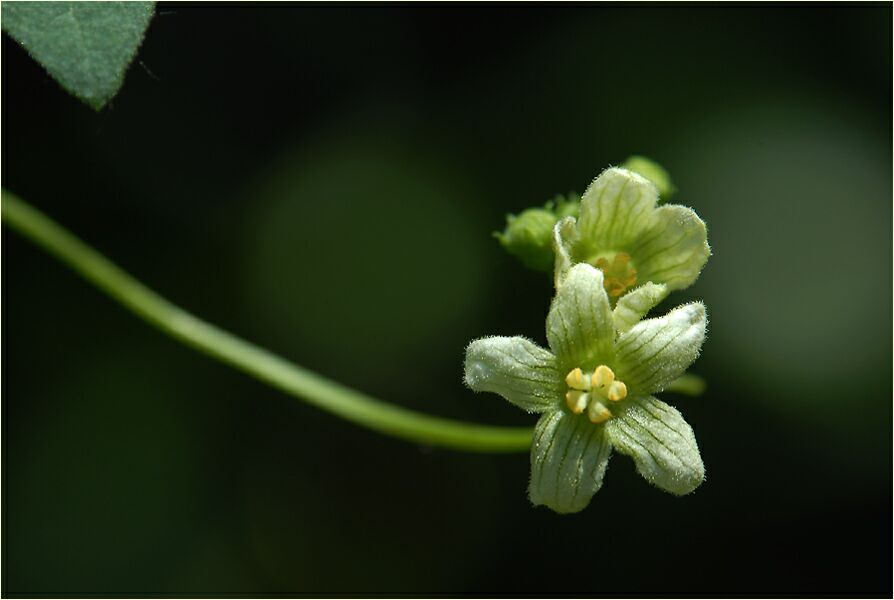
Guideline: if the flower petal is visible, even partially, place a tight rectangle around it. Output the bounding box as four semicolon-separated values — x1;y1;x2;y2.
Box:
464;336;562;413
612;282;668;333
605;395;704;495
552;216;577;288
576;167;659;252
545;263;614;368
615;302;706;395
629;204;710;291
529;410;612;513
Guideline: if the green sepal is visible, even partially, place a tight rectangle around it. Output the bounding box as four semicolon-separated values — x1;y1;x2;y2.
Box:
545;264;614;369
621;155;677;201
615;302;706;395
529;410;612;513
605;395;704;495
464;336;563;413
613;282;668;333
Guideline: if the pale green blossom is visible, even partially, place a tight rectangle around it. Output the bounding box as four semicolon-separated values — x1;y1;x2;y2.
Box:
464;263;707;513
553;167;710;299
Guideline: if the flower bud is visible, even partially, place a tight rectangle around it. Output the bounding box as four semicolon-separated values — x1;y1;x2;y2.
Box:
621;155;677;201
496;194;581;272
495;207;558;272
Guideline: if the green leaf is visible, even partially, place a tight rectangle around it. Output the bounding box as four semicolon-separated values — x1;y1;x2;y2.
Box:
605;395;704;495
464;336;562;413
529;410;612;513
615;302;706;395
2;1;155;109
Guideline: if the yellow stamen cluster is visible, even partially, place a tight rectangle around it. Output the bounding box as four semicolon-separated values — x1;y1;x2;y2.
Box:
594;252;637;298
564;365;628;423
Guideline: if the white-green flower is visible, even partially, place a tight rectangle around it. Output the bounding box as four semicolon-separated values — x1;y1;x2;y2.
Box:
553;167;710;299
464;263;707;514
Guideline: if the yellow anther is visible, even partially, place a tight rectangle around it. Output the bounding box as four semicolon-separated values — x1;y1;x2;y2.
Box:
587;400;612;424
565;367;590;391
594;252;638;298
566;365;626;418
591;365;615;389
607;380;628;402
565;390;589;414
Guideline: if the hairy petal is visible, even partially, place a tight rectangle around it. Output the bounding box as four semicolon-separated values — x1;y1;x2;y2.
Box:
577;167;659;252
615;302;706;395
464;336;562;413
605;395;704;495
613;282;668;333
631;204;710;291
546;263;614;368
552;216;577;288
529;410;612;513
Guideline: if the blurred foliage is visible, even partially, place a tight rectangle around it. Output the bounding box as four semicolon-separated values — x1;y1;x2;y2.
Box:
676;101;890;439
242;133;491;389
2;4;891;596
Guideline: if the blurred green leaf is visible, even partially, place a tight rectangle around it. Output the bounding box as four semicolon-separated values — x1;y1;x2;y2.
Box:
244;133;491;387
1;1;154;109
673;98;891;447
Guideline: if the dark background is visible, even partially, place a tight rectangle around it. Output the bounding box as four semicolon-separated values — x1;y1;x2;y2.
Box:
3;3;891;596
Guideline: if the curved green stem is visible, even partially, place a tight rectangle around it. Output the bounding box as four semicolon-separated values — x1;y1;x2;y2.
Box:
1;190;533;453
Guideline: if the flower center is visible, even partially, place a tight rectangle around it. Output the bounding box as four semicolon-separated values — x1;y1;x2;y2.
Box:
564;365;628;423
592;252;637;298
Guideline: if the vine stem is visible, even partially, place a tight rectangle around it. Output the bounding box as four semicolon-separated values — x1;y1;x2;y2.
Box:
1;190;534;452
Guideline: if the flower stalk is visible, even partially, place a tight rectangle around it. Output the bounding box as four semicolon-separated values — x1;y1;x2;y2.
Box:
1;190;534;453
